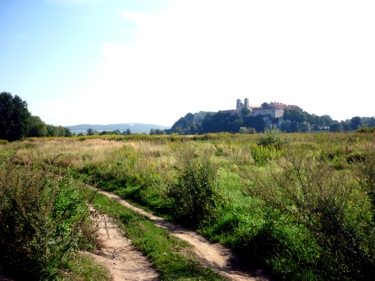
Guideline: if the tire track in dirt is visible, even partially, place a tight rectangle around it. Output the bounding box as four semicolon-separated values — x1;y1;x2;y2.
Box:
96;189;272;281
85;207;160;281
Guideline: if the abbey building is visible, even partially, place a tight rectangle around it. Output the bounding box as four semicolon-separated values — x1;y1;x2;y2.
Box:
222;98;302;118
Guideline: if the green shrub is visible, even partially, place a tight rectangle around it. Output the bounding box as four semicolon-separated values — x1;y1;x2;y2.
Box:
0;158;92;280
257;128;287;150
166;147;223;226
356;127;375;133
0;139;8;145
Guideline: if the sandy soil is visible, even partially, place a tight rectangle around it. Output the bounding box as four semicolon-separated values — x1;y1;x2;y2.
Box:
96;190;272;281
85;207;160;281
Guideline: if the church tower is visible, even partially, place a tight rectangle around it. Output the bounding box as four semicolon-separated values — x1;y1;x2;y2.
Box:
236;99;243;114
244;98;249;109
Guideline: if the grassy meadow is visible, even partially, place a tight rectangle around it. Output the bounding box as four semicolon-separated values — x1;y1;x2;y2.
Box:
1;130;375;280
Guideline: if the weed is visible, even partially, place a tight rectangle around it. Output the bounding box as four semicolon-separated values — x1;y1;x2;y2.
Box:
0;157;101;280
241;145;375;280
166;146;224;226
258;128;287;149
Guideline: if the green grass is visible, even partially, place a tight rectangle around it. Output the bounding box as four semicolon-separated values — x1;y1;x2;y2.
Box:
3;132;375;280
55;253;110;281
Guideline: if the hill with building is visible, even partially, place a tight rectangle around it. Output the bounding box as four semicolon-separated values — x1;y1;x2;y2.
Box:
167;98;375;134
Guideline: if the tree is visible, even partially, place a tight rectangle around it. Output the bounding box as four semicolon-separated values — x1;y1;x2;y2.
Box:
340;120;352;131
311;124;320;131
330;122;343;132
283;109;306;124
201;112;243;133
261;102;270;108
63;127;72;137
241;107;251;116
46;125;71;137
238;127;248;134
87;128;96;135
290;121;300;132
126;128;131;135
28;116;47;137
248;127;256;134
155;129;165;135
299;122;311;132
0;92;31;141
367;117;375;127
351;116;364;130
242;115;266;132
322;115;333;126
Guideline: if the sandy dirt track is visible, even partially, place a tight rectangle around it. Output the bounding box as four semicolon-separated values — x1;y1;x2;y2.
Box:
96;189;271;281
86;207;160;281
0;189;272;281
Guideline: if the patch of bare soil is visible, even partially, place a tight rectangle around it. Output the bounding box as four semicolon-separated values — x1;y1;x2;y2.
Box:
96;190;272;281
85;207;160;281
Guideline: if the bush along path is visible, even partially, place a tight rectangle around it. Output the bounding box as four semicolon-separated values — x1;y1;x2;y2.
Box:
81;186;272;281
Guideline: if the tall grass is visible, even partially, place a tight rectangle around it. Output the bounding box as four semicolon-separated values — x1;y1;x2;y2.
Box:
3;132;375;280
0;156;107;280
241;144;375;280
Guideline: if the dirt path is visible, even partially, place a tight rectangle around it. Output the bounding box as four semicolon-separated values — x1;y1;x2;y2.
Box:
0;190;271;281
0;208;160;281
85;207;160;281
96;190;271;281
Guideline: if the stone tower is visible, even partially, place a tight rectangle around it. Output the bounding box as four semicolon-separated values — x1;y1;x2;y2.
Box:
244;98;249;109
236;99;243;114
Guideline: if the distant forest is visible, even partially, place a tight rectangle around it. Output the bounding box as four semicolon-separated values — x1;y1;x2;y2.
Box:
0;92;72;141
164;109;375;135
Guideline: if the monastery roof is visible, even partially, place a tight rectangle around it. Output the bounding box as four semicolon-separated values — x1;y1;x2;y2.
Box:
272;102;303;111
287;105;303;110
250;103;303;111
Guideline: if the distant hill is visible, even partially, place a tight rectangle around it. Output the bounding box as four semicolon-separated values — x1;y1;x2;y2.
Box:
66;123;170;135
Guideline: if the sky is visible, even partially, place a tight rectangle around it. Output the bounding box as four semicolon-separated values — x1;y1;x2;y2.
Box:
1;0;374;127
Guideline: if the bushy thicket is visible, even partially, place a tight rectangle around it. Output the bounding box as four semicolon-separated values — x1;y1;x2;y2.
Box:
0;157;93;280
241;144;375;280
166;147;224;226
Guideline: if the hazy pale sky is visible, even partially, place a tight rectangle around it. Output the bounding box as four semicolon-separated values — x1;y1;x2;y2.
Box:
1;0;374;126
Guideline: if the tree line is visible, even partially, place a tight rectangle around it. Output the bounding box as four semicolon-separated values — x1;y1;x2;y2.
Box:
85;128;133;136
163;108;375;135
0;92;72;141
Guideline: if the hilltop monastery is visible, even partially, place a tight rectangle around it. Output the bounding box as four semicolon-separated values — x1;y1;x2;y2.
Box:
222;98;302;118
